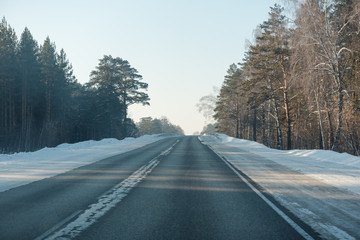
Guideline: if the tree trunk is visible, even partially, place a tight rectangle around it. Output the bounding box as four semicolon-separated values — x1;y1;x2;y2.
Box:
332;87;344;151
252;109;257;142
282;70;291;150
267;100;272;148
284;90;291;150
235;117;239;138
274;99;283;150
314;87;326;150
20;71;29;151
262;106;266;145
235;103;240;138
25;104;32;151
46;82;51;122
327;108;334;149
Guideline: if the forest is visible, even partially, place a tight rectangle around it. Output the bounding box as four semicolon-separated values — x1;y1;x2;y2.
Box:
210;1;360;155
0;17;183;153
136;117;184;136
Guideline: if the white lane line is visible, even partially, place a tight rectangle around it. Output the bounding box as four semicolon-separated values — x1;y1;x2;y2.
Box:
201;139;314;240
41;140;179;240
34;210;82;240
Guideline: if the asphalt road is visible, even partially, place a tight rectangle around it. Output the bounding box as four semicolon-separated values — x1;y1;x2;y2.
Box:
0;136;309;240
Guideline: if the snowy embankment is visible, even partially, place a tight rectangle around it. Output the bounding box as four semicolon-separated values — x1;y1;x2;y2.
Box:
204;134;360;195
200;134;360;240
0;134;167;193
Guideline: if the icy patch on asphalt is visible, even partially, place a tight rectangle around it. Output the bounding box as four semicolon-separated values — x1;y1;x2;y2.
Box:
0;134;169;192
276;195;355;240
318;223;355;240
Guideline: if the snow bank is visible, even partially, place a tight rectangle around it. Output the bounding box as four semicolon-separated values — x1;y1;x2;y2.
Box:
200;134;360;239
0;134;167;193
213;133;360;195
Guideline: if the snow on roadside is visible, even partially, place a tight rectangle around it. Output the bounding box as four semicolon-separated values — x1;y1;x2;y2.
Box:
209;133;360;195
0;134;168;193
200;133;360;240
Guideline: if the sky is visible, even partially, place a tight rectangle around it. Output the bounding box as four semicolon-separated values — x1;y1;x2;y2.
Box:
1;0;282;135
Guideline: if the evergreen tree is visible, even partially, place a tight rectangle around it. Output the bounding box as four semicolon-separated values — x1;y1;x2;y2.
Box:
247;4;292;149
38;37;78;146
56;48;79;143
39;37;57;122
0;17;19;151
89;55;149;138
17;27;42;151
0;19;153;152
136;117;184;136
214;64;245;138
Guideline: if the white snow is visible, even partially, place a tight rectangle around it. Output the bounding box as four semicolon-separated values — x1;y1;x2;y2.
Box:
204;133;360;195
0;134;168;193
200;133;360;240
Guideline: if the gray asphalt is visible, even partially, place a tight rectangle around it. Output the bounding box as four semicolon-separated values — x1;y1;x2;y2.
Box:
0;137;179;240
76;136;305;240
0;136;308;240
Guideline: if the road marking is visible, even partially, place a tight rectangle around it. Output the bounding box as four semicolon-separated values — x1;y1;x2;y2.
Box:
34;210;82;240
201;139;314;240
38;140;179;240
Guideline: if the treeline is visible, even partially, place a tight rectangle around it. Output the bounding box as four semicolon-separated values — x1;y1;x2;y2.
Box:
137;117;184;136
214;1;360;155
0;18;149;152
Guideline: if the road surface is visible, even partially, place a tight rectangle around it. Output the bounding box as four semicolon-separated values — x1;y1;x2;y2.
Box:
0;136;313;240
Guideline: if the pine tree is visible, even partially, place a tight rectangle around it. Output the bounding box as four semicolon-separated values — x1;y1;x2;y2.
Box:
0;17;19;151
89;55;149;138
17;27;42;151
136;117;184;136
55;49;79;143
214;64;245;138
247;4;292;149
38;37;73;146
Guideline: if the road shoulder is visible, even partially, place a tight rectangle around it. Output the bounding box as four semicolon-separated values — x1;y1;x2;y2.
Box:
200;136;360;240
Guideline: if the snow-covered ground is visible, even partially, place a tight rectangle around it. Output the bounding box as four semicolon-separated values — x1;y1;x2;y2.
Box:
200;134;360;240
0;134;167;193
203;134;360;195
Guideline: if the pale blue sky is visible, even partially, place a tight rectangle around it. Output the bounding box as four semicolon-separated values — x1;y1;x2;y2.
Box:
1;0;281;134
